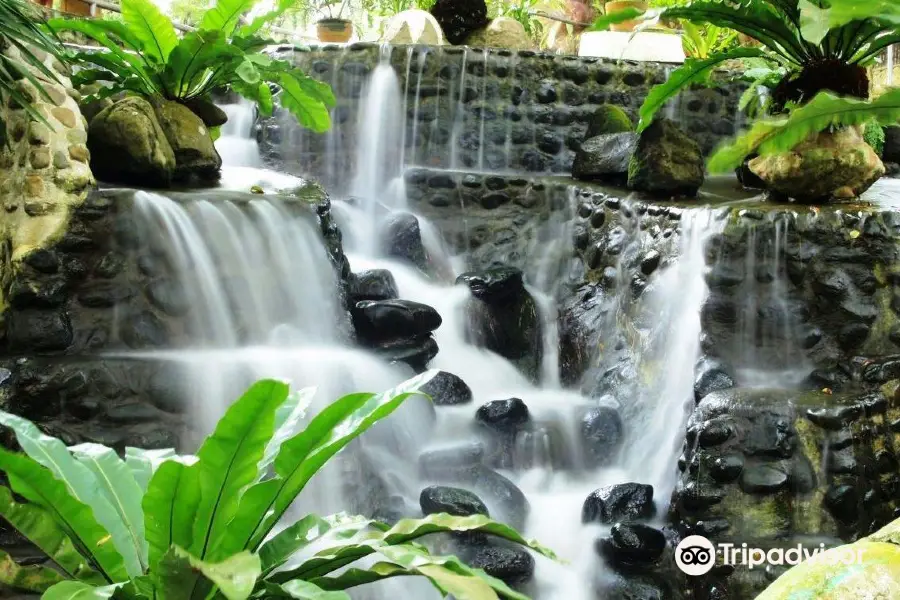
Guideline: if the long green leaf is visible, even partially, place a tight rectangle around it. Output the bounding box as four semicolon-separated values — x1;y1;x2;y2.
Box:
265;580;350;599
637;47;766;131
0;486;103;583
589;5;646;31
0;548;64;592
258;514;373;576
0;450;126;583
125;448;176;492
798;0;831;45
120;0;179;63
213;372;436;559
143;456;200;569
191;379;290;559
154;547;260;600
708;88;900;172
69;444;148;573
275;71;334;134
199;0;259;36
816;0;900;30
0;412;141;578
42;581;123;600
273;512;555;584
258;388;315;479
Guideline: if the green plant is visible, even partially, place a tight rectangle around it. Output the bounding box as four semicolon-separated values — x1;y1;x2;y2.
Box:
47;0;335;132
0;0;65;133
0;372;555;599
593;0;900;172
864;119;885;156
680;22;739;57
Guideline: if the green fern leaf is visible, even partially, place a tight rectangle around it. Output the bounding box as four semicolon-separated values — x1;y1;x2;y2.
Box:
120;0;179;64
199;0;260;36
708;89;900;173
638;47;766;132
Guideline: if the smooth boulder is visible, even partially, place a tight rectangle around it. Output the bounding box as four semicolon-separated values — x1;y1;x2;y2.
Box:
572;133;638;182
460;544;535;586
582;483;655;524
382;9;445;45
152;98;222;182
466;17;531;50
380;212;431;273
420;485;489;516
580;405;624;466
87;96;176;187
349;269;399;302
596;523;667;566
627;118;705;196
749;126;885;202
476;398;530;432
585;104;634;139
421;370;473;405
351;299;442;343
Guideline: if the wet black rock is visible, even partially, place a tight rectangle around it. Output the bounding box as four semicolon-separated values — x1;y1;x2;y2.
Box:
419;442;485;478
457;266;523;302
420;485;489;517
824;483;859;524
596;523;667;566
380;212;431;273
627;118;704;196
572;133;637;182
740;464;789;494
476;398;530;432
597;573;672;600
372;335;439;372
421;370;473;405
580;405;623;466
697;417;734;447
430;0;488;44
694;360;736;402
6;310;73;352
582;483;655;524
458;266;543;380
349;269;399;302
24;249;60;273
461;544;534;586
145;280;189;316
121;311;168;349
709;454;744;483
352;299;442;343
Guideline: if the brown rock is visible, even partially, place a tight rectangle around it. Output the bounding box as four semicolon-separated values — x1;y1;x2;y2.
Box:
28;122;51;146
45;85;68;107
30;148;51;169
66;128;87;145
53;150;70;169
151;98;221;181
69;144;90;163
51;107;77;128
24;176;44;197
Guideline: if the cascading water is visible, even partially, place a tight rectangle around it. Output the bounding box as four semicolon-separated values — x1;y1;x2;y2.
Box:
129;47;741;600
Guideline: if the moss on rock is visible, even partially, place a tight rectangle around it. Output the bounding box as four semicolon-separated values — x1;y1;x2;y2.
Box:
585;104;634;139
627;118;704;197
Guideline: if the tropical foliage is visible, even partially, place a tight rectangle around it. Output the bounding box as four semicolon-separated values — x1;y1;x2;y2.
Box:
594;0;900;172
0;373;554;599
47;0;335;132
0;0;65;133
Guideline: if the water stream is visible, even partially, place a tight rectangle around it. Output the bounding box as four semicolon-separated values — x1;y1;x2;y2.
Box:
121;53;756;598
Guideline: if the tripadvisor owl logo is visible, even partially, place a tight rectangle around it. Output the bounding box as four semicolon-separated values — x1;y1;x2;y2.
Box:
675;535;866;576
675;535;716;576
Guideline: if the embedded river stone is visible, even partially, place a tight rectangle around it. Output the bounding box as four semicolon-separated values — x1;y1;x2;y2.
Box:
351;299;442;343
421;370;473;405
420;485;489;516
582;483;656;524
596;523;668;567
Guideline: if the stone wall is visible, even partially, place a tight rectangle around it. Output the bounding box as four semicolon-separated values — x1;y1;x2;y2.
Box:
257;43;747;193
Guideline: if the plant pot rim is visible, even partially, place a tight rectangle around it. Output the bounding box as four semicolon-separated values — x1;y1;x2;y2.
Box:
317;18;352;24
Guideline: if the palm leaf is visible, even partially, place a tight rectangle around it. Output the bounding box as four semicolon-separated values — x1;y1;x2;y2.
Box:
0;449;127;583
190;379;290;560
0;411;142;578
143;456;200;569
41;581;124;600
264;580;350;599
274;71;334;134
119;0;179;63
69;444;148;573
199;0;260;37
0;548;64;592
0;486;105;583
212;372;436;560
637;47;766;131
708;88;900;172
154;547;260;600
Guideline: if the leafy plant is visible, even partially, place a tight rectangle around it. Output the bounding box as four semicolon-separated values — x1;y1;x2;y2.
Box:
0;373;555;599
593;0;900;172
0;0;65;132
680;22;739;57
47;0;335;132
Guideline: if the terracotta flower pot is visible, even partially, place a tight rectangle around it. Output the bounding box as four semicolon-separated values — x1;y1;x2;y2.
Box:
605;0;648;32
63;0;93;16
317;19;353;43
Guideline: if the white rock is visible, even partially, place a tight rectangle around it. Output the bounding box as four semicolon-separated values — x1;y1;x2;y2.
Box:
382;10;445;45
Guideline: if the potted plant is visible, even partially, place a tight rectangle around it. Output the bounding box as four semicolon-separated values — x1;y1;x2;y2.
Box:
603;0;648;32
313;0;354;43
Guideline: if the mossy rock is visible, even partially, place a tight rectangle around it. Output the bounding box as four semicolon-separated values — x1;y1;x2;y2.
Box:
151;98;222;182
863;120;885;157
626;118;704;197
585;104;634;139
87;96;176;187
